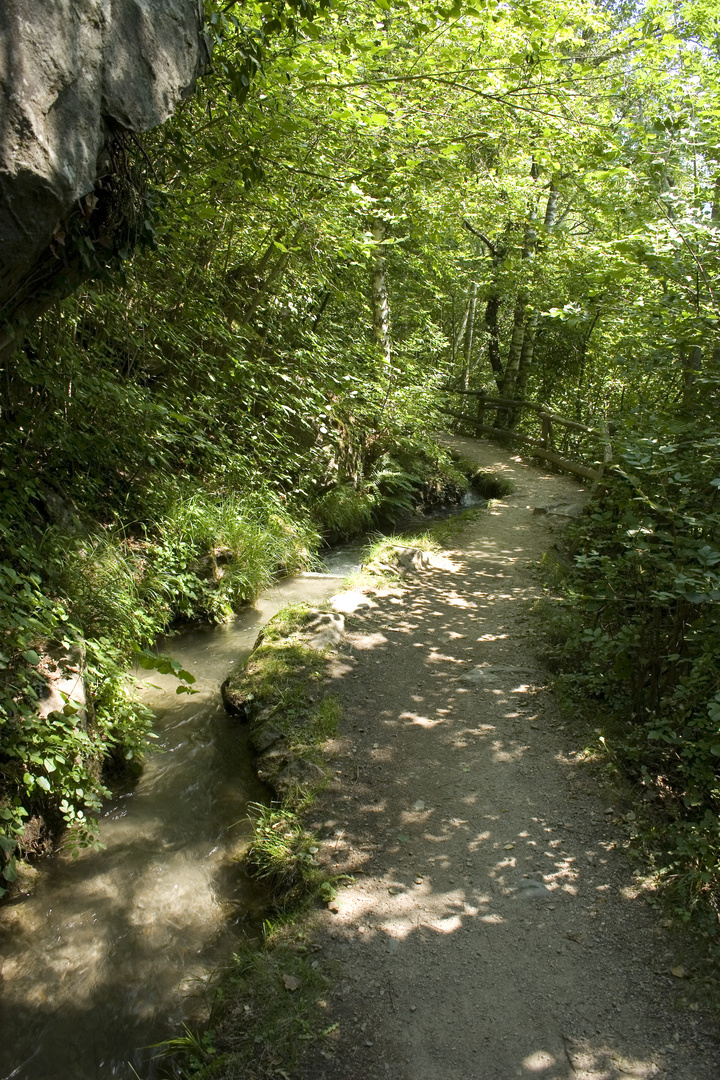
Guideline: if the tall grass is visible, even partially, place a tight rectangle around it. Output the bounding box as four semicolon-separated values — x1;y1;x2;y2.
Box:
0;487;320;877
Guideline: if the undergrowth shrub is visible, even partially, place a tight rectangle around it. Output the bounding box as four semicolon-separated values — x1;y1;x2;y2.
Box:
311;438;466;541
0;489;318;890
246;803;334;911
312;483;375;540
149;490;318;621
155;937;332;1079
540;421;720;937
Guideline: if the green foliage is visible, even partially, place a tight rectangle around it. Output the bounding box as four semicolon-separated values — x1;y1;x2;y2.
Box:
0;490;318;887
246;803;330;911
158;938;332;1079
148;491;318;621
0;558;155;891
3;0;720;974
540;419;720;934
311;437;466;540
312;484;375;540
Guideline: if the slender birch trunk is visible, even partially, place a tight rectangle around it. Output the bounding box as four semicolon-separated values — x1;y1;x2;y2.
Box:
498;291;527;402
452;293;472;367
462;281;477;390
371;216;392;369
485;293;502;389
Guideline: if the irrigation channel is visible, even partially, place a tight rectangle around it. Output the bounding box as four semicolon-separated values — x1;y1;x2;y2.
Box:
0;500;479;1080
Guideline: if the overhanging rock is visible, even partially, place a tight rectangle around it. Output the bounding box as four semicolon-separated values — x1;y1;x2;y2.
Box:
0;0;207;331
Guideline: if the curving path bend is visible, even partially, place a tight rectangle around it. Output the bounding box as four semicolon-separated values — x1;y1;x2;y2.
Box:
298;436;719;1080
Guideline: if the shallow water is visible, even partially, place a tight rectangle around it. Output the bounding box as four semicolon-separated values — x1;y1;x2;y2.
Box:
0;572;347;1080
0;499;480;1079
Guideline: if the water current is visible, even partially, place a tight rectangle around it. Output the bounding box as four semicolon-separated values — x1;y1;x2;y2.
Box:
0;563;358;1080
0;498;481;1080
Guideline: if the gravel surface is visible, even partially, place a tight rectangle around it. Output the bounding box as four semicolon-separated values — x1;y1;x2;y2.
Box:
296;437;719;1080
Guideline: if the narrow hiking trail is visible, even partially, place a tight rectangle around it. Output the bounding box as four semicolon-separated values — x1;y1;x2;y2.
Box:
298;437;719;1080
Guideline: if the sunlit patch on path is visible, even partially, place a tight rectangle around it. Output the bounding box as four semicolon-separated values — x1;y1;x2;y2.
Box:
298;437;718;1080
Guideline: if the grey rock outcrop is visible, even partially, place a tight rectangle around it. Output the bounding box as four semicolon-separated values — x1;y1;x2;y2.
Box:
0;0;207;333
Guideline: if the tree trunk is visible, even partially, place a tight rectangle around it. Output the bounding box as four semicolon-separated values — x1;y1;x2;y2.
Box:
462;282;478;390
681;343;703;403
503;183;561;427
510;309;540;421
371;216;392;368
452;292;472;366
497;290;527;408
485;293;502;390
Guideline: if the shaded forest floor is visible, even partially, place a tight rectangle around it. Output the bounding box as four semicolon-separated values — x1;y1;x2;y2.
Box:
292;437;719;1080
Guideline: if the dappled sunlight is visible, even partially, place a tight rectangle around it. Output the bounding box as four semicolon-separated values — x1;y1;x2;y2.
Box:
306;463;703;1080
291;435;709;1079
400;711;444;728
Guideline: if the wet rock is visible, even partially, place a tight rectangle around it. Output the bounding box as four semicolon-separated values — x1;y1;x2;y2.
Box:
40;486;80;531
255;745;290;784
220;674;250;718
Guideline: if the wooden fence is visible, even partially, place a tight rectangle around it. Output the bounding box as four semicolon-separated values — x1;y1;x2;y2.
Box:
440;390;613;484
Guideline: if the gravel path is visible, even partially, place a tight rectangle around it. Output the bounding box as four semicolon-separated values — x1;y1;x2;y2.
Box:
298;437;719;1080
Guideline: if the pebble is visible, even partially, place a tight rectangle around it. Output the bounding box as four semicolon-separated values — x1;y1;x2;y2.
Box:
514;879;552;899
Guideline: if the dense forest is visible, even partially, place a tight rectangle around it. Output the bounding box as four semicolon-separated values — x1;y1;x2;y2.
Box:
2;0;720;941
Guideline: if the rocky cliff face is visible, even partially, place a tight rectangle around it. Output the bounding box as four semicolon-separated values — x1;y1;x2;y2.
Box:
0;0;207;336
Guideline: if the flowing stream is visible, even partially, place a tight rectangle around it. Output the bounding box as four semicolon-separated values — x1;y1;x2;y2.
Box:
0;567;356;1080
0;498;481;1080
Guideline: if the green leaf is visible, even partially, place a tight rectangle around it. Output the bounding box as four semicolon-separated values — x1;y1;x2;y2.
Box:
2;858;18;882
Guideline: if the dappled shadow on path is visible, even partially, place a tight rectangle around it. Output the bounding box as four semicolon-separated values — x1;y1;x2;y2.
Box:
301;501;716;1079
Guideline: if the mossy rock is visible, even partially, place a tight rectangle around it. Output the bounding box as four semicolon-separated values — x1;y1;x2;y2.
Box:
469;469;515;499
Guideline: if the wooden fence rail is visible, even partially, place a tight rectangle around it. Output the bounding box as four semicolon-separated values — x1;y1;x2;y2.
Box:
440;391;613;484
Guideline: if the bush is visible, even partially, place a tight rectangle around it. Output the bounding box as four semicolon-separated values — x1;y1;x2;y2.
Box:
0;489;319;890
540;421;720;933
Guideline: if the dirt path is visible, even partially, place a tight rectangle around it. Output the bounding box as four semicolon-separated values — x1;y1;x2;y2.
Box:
299;437;718;1080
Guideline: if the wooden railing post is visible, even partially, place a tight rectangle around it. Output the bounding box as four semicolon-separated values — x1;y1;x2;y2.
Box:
476;394;485;428
440;389;614;486
541;413;551;450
